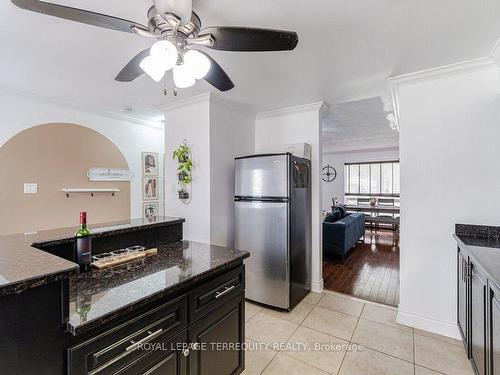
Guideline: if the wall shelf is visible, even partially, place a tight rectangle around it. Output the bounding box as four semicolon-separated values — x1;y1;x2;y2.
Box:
61;188;120;197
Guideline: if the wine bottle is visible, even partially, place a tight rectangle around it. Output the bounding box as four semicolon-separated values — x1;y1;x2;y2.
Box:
75;211;92;272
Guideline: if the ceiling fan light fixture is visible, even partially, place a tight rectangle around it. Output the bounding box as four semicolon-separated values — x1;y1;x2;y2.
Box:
173;63;195;88
140;55;166;82
150;40;178;71
184;50;211;79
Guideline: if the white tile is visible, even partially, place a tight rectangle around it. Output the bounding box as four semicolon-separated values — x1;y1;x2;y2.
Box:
262;352;330;375
263;301;315;324
414;328;463;347
414;333;474;375
284;326;348;374
243;338;277;375
415;365;444;375
339;346;414;375
302;305;358;341
303;292;324;305
245;302;263;322
318;292;365;317
351;319;414;362
360;303;412;332
246;312;299;346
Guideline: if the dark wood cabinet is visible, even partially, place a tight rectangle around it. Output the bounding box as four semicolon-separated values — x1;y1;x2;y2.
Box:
458;248;469;351
188;293;245;375
471;263;487;375
115;330;188;375
489;282;500;375
66;265;245;375
457;244;500;375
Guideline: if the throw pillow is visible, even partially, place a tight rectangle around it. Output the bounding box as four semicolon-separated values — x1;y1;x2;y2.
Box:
324;209;341;223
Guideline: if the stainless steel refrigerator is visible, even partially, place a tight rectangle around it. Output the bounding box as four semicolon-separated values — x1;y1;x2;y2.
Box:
234;153;311;310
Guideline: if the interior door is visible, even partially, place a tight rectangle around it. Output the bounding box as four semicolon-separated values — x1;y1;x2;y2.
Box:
234;200;289;308
234;154;288;198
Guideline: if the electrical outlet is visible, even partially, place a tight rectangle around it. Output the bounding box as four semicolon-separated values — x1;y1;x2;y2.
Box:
24;183;38;194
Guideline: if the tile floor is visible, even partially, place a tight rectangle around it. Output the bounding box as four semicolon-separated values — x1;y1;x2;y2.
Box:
243;290;474;375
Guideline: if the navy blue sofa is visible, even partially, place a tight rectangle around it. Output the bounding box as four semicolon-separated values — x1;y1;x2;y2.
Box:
323;210;365;262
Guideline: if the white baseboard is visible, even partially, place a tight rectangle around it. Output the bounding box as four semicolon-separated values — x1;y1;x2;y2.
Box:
306;278;324;293
397;310;461;340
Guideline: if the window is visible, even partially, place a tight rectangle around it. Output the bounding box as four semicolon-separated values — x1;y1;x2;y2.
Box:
344;161;400;196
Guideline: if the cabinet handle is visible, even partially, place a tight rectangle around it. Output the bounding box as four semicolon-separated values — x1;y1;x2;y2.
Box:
215;285;236;299
182;348;190;357
125;329;163;352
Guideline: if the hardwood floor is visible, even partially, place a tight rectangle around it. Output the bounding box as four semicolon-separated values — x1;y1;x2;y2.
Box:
323;229;400;306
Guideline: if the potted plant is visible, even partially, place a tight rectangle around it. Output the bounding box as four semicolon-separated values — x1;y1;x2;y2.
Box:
178;188;189;200
173;141;192;201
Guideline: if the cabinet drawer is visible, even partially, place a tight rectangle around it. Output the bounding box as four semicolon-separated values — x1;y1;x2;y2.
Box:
68;295;187;375
114;330;188;375
189;266;244;323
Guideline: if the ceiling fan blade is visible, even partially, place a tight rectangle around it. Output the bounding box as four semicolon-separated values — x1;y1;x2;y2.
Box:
199;27;298;52
115;49;150;82
11;0;148;34
154;0;192;22
198;51;234;92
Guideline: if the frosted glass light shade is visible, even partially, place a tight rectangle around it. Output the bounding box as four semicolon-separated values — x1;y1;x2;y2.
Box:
184;50;211;79
140;55;166;82
150;40;178;71
173;64;195;88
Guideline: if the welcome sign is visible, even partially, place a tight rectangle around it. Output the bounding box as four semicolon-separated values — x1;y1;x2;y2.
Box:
87;168;132;181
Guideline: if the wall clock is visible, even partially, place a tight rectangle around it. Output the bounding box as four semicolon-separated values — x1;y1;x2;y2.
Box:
322;164;337;182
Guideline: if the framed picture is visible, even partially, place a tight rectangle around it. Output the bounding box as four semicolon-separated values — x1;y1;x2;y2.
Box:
142;152;159;176
143;177;158;200
143;201;159;223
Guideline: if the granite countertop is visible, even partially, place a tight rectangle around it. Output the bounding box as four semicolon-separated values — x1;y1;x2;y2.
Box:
68;240;249;335
454;224;500;289
0;216;184;297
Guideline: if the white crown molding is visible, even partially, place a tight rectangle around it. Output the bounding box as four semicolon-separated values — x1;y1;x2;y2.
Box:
209;93;257;118
158;92;211;112
388;37;500;130
256;101;328;119
390;56;497;86
159;92;256;118
0;85;164;129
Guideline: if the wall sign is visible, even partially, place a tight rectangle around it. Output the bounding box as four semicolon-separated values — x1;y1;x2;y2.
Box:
87;168;132;181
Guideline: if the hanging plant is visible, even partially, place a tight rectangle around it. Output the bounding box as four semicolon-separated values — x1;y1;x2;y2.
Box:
173;140;192;201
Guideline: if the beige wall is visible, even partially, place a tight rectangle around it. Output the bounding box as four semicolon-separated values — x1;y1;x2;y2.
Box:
0;123;130;235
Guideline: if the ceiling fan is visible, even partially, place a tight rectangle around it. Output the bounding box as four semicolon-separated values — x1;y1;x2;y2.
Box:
11;0;299;92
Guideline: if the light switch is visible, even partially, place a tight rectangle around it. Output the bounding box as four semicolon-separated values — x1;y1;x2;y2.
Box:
24;183;38;194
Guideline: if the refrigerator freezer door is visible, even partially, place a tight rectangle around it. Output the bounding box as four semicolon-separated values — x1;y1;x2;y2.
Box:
234;200;289;309
235;154;289;198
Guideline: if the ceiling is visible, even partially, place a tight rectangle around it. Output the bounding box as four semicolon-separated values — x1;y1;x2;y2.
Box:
1;0;500;122
322;97;399;153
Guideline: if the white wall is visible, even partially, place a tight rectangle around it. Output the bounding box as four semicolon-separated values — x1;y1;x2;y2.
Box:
321;148;399;210
163;95;212;243
210;97;255;247
163;93;255;246
255;104;325;292
393;60;500;338
0;89;164;220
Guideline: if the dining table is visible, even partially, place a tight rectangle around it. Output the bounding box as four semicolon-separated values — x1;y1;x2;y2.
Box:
345;204;400;216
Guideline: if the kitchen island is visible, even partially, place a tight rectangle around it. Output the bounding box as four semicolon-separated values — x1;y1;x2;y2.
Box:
0;217;249;375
